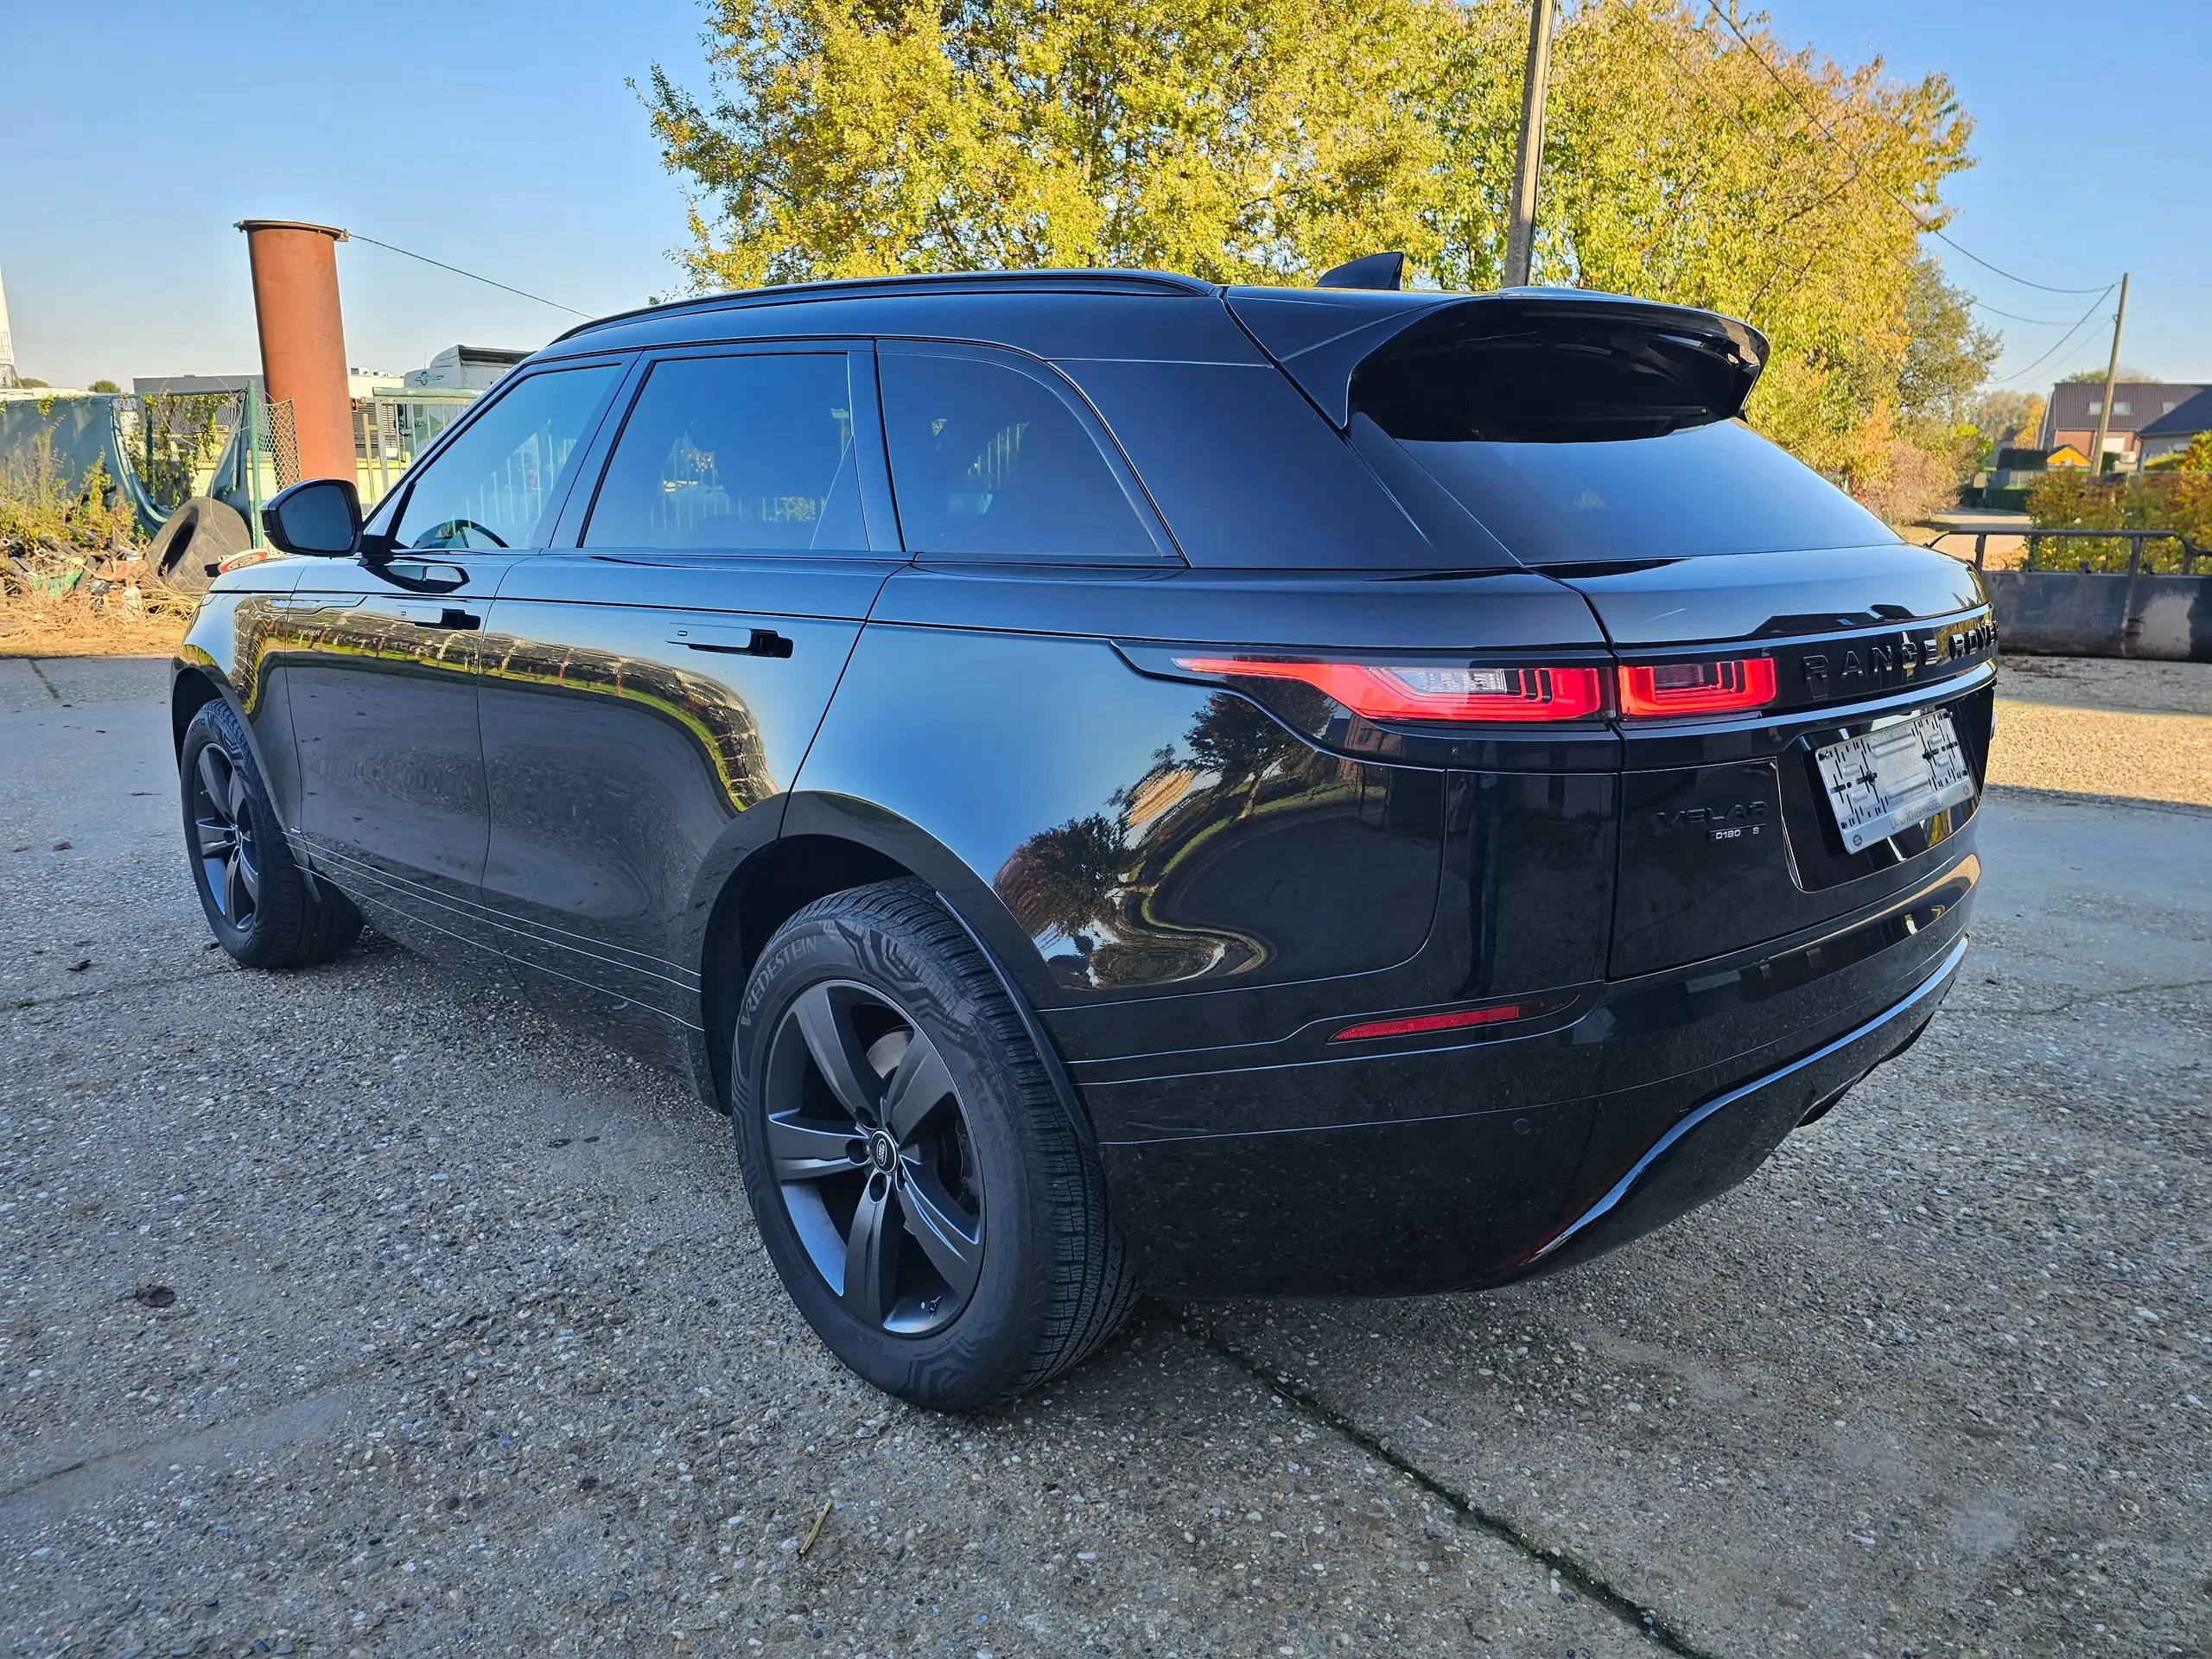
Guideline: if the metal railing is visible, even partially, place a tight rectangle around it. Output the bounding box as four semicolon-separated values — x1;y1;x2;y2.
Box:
1923;524;2204;575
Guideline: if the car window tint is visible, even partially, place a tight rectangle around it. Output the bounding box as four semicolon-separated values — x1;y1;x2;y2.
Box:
1398;420;1893;563
584;353;869;552
391;365;618;550
879;351;1155;559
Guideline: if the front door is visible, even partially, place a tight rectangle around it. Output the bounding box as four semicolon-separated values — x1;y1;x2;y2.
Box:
474;346;903;1052
283;360;625;956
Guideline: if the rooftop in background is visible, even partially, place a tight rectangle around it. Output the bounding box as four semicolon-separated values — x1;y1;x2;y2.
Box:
134;370;405;398
2039;381;2208;445
2137;387;2212;462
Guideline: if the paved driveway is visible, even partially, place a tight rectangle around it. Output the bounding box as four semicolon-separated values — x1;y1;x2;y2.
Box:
1;658;2206;1657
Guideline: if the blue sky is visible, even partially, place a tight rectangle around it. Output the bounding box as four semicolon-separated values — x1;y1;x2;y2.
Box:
3;0;2204;392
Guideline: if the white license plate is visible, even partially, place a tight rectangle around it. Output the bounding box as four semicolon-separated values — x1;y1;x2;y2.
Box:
1814;709;1975;853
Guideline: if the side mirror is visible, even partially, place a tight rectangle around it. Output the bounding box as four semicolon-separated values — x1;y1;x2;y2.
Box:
262;478;362;556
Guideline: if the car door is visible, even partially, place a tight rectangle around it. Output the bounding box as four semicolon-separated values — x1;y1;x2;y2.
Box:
281;359;626;957
473;344;903;1054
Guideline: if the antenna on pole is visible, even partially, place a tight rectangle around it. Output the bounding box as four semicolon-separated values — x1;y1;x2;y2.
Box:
1503;0;1557;288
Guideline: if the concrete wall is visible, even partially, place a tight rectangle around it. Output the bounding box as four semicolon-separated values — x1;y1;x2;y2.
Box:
1982;569;2212;661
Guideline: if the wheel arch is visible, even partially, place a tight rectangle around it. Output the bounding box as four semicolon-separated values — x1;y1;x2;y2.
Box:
690;804;1095;1149
170;659;229;756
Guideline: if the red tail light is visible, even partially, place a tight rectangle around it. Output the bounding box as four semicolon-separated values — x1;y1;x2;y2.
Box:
1617;656;1777;718
1332;1003;1522;1043
1174;658;1605;723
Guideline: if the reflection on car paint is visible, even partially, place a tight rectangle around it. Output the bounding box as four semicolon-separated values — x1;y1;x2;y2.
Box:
995;689;1439;990
237;600;779;814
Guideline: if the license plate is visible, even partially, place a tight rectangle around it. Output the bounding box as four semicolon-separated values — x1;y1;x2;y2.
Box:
1814;709;1975;853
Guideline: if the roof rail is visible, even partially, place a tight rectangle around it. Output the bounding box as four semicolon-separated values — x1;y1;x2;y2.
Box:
555;269;1218;342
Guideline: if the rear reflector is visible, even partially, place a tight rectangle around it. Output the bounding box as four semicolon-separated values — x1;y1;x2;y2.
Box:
1175;658;1605;723
1332;1003;1522;1043
1617;656;1776;717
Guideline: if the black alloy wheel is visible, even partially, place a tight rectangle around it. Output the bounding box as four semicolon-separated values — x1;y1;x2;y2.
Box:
189;739;264;930
764;979;987;1336
179;697;363;969
733;880;1137;1409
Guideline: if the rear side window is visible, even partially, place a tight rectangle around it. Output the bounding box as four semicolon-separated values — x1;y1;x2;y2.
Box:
391;364;618;550
585;353;868;552
878;347;1160;560
1392;420;1894;564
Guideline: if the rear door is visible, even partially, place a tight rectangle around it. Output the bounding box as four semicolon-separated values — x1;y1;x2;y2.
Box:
795;340;1451;998
474;343;902;1050
283;360;625;953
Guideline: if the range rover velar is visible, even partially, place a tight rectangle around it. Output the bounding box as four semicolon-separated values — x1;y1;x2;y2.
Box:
173;264;1993;1408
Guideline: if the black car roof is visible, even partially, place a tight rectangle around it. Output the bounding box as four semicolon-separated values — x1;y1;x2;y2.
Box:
532;270;1766;434
553;270;1217;343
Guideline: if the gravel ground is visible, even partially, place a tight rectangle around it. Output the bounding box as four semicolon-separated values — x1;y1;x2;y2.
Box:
1;658;2207;1659
1988;658;2212;809
1996;658;2212;720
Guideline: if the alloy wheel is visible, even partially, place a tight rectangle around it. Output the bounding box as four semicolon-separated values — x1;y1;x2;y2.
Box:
763;980;985;1336
189;742;262;927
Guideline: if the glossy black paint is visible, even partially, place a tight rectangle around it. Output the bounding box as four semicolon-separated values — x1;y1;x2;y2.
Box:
175;271;1994;1301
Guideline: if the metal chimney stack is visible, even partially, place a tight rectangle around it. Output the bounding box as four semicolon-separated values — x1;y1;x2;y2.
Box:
235;219;354;482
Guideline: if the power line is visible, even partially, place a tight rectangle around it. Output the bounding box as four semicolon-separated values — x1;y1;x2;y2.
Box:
1923;230;2113;296
1968;298;2077;327
1703;5;2116;296
1990;288;2117;388
346;233;593;319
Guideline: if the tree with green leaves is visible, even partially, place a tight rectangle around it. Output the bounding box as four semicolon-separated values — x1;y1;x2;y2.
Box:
645;0;1987;502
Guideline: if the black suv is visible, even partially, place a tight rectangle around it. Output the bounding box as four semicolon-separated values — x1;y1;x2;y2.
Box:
175;268;1993;1408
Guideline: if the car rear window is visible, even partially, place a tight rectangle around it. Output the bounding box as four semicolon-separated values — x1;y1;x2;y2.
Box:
878;346;1161;561
1392;419;1895;565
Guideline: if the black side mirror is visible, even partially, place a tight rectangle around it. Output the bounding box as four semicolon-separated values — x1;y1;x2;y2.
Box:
262;478;362;556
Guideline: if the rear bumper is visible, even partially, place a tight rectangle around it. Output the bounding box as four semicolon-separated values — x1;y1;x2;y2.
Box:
1094;852;1974;1296
1500;931;1965;1285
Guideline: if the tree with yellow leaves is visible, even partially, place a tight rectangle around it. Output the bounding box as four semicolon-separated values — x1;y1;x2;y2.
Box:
643;0;1994;505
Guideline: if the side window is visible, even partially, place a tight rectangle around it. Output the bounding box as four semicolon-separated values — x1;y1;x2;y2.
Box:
584;353;868;552
878;348;1160;560
391;364;620;550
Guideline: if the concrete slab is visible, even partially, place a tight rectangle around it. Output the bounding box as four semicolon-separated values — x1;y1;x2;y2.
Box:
0;680;2205;1656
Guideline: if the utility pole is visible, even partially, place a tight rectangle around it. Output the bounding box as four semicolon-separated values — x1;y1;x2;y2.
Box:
1502;0;1557;288
2086;272;2130;478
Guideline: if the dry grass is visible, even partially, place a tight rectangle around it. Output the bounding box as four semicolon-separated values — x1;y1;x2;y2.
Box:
0;583;192;658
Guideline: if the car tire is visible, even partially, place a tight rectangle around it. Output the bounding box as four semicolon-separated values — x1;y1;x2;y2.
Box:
180;697;362;969
732;879;1137;1410
145;498;252;596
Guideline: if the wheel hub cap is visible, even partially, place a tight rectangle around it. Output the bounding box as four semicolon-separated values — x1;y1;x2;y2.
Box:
761;979;986;1338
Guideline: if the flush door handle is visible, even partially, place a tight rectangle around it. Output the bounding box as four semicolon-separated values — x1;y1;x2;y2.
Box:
404;607;482;631
672;627;793;659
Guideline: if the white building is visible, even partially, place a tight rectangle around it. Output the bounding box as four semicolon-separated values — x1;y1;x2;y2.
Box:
404;345;531;391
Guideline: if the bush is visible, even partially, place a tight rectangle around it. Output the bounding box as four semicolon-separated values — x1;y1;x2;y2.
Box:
2024;469;2211;572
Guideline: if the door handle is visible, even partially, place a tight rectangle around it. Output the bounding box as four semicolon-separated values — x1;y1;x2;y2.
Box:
675;628;792;659
404;607;482;631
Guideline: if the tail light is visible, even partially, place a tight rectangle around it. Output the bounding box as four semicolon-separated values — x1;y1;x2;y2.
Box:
1173;658;1605;723
1617;656;1776;718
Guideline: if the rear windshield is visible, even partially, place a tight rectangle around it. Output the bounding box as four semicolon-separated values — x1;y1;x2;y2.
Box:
1396;419;1894;565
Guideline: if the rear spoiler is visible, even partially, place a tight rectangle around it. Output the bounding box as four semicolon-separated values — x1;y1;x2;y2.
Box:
1224;286;1768;435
